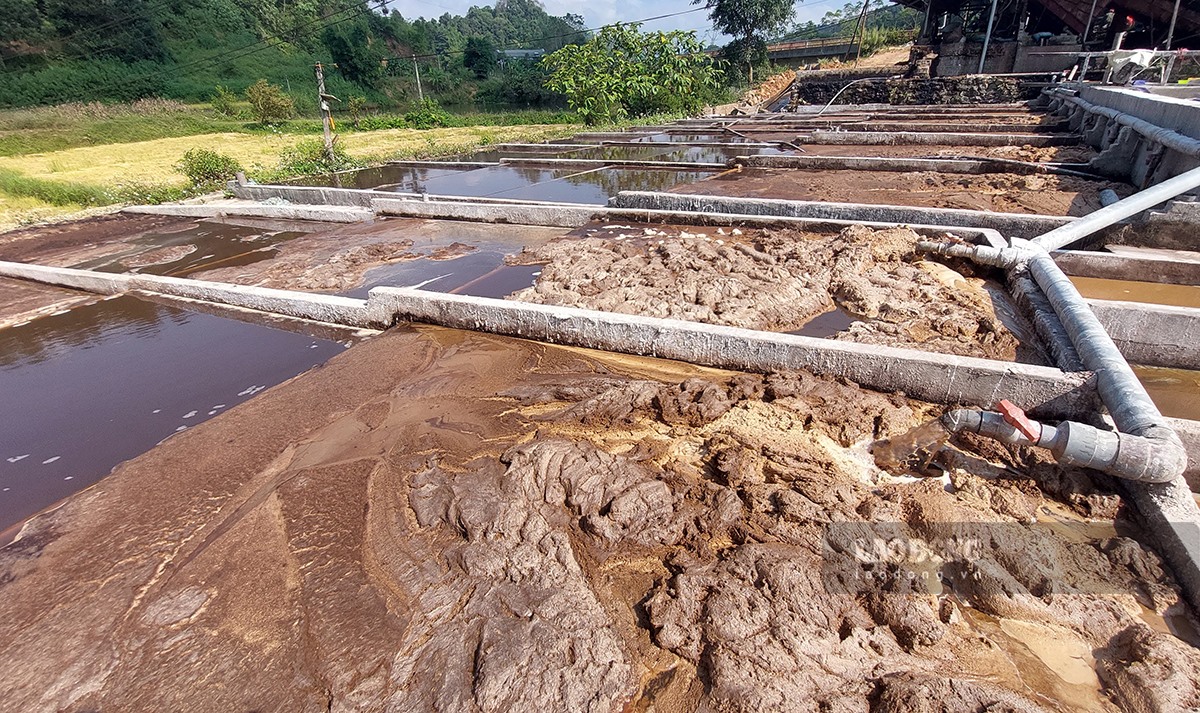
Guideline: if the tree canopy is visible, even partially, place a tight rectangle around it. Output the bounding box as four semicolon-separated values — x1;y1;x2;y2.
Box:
543;23;722;125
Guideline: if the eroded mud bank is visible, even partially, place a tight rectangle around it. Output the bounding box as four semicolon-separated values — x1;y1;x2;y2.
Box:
511;224;1043;362
1;327;1195;712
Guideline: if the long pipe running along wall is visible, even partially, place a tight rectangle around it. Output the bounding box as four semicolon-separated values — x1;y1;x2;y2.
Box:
919;160;1199;485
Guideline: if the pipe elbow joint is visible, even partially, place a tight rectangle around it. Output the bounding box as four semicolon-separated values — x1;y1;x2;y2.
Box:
1050;421;1186;484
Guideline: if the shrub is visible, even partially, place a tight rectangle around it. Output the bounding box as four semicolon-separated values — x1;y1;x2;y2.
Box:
347;95;367;128
177;148;243;185
245;79;294;125
404;98;450;129
210;85;239;116
277;138;356;176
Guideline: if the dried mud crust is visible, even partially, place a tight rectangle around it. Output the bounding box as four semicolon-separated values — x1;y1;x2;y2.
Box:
511;224;1037;361
677;168;1130;216
2;328;1195;712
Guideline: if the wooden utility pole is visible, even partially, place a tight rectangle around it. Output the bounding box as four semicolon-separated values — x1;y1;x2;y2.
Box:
412;55;424;102
314;62;337;165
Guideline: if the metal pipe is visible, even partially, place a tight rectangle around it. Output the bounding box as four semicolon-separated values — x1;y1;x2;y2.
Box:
1081;0;1100;46
1034;164;1200;251
978;0;1000;74
1166;0;1182;50
1026;251;1165;434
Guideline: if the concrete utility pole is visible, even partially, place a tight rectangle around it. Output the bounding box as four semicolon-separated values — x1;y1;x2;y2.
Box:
314;63;337;165
412;55;424;102
978;0;1000;74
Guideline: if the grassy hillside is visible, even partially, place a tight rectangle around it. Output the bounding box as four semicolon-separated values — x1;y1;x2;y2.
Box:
0;0;581;110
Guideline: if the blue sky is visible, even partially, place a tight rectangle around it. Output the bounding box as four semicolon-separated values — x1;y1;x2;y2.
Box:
379;0;850;44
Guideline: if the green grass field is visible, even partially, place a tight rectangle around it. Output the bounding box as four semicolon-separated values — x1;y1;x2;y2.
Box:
0;100;584;231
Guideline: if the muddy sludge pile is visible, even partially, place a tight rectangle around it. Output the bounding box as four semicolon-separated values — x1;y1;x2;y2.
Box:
509;224;1032;361
2;327;1197;712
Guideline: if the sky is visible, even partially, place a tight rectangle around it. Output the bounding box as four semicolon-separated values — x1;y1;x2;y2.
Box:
378;0;848;45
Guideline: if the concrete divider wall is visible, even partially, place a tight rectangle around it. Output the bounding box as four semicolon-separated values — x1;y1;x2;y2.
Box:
371;197;1009;244
0;258;1095;418
610;191;1073;238
1054;248;1200;286
125;204;373;223
804;130;1077;147
1088;298;1200;370
366;286;1096;418
0;262;372;328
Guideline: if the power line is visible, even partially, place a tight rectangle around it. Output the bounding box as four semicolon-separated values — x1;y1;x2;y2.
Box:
379;6;710;65
0;0;182;61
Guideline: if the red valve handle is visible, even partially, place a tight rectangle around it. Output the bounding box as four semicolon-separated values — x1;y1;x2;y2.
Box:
998;399;1040;441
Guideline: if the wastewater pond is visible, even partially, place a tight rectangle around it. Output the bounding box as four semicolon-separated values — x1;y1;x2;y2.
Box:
296;164;720;204
0;294;351;537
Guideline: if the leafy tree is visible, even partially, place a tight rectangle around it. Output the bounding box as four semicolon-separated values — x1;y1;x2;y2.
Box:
463;36;498;79
244;79;294;124
695;0;794;80
477;59;563;108
323;15;386;85
543;23;721;125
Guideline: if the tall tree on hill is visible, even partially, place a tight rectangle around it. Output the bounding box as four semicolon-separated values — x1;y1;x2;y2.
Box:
695;0;794;82
463;36;497;78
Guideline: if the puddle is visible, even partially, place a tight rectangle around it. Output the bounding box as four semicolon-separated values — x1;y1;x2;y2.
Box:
0;294;349;536
958;607;1109;713
350;248;514;298
787;305;857;338
451;264;541;299
73;220;307;278
1132;365;1200;420
1069;275;1200;309
294;163;469;190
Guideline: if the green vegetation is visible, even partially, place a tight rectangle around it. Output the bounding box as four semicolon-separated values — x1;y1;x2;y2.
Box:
276;139;358;176
245;80;296;125
0;167;189;209
0;0;585;111
543;24;722;125
0;168;113;207
177;148;243;186
777;1;920;56
700;0;796;82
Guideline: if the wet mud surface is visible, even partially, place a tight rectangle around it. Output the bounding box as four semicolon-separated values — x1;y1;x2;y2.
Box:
510;224;1041;361
675;168;1130;216
194;218;565;294
0;212;189;265
2;327;1196;711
